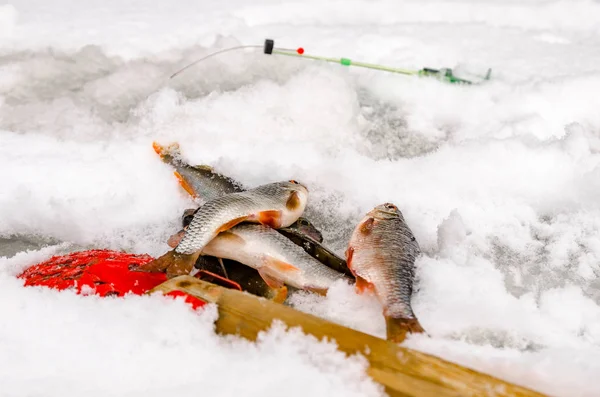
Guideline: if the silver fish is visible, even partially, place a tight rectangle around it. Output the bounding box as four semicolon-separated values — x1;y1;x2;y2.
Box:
137;180;308;278
202;224;349;294
152;141;244;204
346;203;425;343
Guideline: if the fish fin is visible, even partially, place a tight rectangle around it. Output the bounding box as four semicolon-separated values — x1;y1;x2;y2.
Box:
216;216;249;234
153;141;181;158
135;250;200;278
306;286;329;296
174;171;198;198
152;141;166;158
257;268;286;289
256;210;283;228
265;285;288;304
345;246;354;267
286;191;302;211
359;217;375;235
355;276;375;295
135;252;172;273
166;251;202;279
263;256;301;273
215;230;246;245
385;316;426;344
167;229;186;248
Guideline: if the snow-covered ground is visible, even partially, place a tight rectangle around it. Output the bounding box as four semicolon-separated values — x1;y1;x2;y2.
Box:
2;0;600;396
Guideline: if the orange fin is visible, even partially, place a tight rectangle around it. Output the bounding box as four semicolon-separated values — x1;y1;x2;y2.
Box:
272;286;288;303
256;210;282;228
135;250;200;279
385;316;426;344
257;268;285;289
306;286;329;296
174;171;198;198
263;256;301;273
345;246;354;268
152;141;165;157
286;191;302;211
355;275;375;295
265;285;288;304
167;229;186;248
360;217;375;235
153;141;180;158
216;216;249;234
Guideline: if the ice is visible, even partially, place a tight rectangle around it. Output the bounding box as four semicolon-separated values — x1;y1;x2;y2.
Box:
2;0;600;395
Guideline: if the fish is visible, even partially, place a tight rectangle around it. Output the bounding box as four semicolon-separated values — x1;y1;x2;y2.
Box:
201;223;350;294
153;141;323;243
345;203;425;343
137;180;308;278
152;142;244;205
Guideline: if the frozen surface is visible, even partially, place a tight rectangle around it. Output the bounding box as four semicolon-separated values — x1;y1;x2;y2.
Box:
2;0;600;396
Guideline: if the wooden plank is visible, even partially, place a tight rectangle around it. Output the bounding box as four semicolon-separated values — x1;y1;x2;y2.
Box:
148;276;547;397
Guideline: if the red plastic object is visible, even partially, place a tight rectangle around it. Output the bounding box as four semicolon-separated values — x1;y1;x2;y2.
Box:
17;249;206;309
194;269;242;291
163;290;206;310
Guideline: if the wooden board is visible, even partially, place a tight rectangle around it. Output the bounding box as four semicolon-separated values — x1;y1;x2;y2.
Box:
148;276;547;397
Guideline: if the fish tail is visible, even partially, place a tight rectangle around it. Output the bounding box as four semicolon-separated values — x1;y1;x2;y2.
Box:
135;250;200;279
385;316;426;344
152;141;181;159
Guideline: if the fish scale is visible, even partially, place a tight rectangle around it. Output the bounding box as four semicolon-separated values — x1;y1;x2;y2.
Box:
175;181;307;255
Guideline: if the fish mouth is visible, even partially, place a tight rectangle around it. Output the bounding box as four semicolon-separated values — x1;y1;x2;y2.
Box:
369;203;400;219
288;179;308;192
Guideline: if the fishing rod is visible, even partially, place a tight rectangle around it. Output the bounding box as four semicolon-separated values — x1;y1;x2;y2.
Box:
171;38;492;85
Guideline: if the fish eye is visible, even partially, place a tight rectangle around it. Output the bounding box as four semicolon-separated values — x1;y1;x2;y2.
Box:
385;203;397;210
289;179;299;184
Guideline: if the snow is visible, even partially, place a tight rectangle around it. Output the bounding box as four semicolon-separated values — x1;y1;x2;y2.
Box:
2;0;600;396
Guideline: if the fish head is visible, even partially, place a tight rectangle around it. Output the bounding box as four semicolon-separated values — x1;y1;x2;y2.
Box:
285;217;324;243
284;179;309;194
369;203;403;220
261;180;308;223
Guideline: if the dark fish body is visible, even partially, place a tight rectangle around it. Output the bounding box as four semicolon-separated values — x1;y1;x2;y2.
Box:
346;203;425;343
277;227;351;277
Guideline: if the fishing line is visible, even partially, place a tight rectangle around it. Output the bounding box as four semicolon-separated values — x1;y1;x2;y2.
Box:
170;45;262;79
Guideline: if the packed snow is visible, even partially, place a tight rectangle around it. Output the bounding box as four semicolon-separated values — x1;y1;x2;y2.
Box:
2;0;600;396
